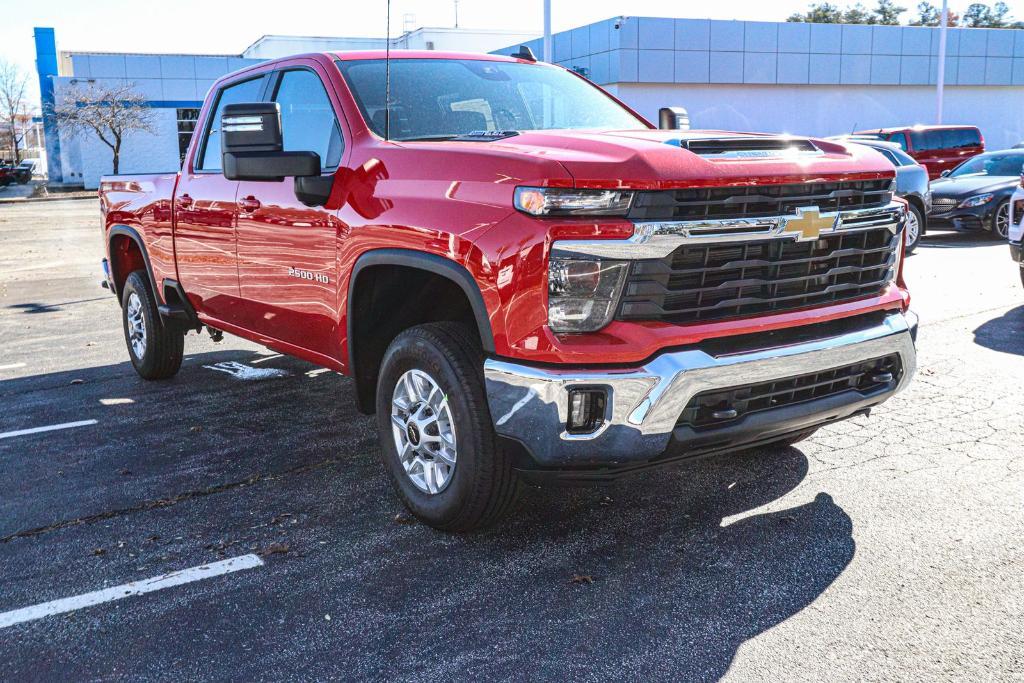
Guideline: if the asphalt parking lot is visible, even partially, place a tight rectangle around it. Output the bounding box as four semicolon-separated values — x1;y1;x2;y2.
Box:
1;199;1022;681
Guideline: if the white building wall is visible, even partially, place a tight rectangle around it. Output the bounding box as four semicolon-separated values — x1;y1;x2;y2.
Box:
608;83;1024;150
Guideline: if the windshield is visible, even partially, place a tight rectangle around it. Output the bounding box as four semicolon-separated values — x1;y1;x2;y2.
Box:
949;153;1024;178
335;58;648;141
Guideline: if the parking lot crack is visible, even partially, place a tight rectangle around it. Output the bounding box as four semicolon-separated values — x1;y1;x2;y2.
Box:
0;457;344;545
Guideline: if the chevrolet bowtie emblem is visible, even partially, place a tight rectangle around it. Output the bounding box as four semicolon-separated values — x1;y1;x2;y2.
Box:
782;207;836;241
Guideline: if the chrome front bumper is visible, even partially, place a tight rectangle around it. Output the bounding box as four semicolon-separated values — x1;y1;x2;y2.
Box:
484;311;918;467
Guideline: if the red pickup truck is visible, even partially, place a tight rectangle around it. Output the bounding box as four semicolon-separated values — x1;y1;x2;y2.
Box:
100;50;917;531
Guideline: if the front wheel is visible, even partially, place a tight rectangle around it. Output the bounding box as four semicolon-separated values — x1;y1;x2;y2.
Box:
904;203;924;254
991;200;1011;239
375;322;520;532
121;271;184;380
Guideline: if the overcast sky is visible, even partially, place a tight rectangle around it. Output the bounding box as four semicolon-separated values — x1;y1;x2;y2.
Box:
7;0;1024;103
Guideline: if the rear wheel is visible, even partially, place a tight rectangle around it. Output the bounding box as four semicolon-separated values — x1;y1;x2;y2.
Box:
992;200;1011;239
375;322;520;531
121;271;184;380
904;203;923;254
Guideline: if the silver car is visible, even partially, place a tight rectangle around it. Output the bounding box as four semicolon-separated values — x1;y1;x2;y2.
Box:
831;136;931;254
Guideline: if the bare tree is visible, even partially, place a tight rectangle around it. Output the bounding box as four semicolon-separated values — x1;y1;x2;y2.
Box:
52;81;155;175
0;59;30;163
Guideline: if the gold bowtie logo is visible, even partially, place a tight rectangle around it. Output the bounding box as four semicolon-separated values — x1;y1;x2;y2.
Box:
783;207;836;241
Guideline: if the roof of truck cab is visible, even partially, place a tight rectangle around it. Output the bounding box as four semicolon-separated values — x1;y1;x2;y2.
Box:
329;50;533;63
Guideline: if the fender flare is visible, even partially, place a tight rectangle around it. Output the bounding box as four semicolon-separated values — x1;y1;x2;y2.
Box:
347;248;496;361
107;225;160;302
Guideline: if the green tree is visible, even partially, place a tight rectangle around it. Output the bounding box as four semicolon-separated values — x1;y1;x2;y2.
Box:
874;0;908;24
962;1;1011;27
842;2;874;22
787;2;844;22
907;1;959;25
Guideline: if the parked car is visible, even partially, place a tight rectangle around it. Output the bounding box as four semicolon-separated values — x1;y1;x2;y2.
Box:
0;165;13;187
98;50;918;531
928;150;1024;239
832;137;930;253
1008;177;1024;287
853;125;984;179
11;160;34;184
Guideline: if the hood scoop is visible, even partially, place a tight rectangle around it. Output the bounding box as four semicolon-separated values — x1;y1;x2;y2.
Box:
666;136;823;159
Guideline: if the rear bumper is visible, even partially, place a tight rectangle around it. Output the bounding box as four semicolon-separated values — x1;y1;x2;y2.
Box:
484;311;918;468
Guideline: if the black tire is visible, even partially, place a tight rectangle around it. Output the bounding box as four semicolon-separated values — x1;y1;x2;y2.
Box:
904;202;924;254
375;322;520;532
121;271;184;380
991;200;1011;239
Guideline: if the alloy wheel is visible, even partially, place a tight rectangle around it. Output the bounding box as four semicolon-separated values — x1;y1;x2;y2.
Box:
996;202;1010;239
905;209;920;248
126;292;147;359
390;369;458;495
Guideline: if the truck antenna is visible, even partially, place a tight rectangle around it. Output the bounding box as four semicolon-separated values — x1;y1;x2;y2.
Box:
385;0;392;141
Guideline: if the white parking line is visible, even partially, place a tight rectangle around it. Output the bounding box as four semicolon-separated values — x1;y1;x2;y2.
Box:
0;554;265;630
0;363;27;371
0;419;98;441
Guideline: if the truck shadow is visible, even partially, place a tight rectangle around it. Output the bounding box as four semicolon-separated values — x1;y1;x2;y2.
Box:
395;447;855;682
972;304;1024;356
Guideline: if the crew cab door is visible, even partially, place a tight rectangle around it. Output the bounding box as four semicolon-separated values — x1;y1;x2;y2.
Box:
233;65;348;359
173;74;267;322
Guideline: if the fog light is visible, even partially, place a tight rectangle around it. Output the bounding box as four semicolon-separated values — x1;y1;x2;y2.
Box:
567;388;607;434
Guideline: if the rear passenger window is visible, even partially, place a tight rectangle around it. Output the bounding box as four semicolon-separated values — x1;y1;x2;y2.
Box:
198;76;266;171
273;70;344;170
888;132;908;151
958;128;981;148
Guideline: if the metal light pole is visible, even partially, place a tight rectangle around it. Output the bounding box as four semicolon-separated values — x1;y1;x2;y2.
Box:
543;0;552;62
936;0;949;123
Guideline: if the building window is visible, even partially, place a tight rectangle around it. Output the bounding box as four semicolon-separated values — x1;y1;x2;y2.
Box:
176;108;200;165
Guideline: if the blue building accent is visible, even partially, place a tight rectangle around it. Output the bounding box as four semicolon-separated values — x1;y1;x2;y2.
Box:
34;27;62;182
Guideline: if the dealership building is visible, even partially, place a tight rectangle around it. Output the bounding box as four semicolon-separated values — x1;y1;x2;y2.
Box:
34;17;1024;188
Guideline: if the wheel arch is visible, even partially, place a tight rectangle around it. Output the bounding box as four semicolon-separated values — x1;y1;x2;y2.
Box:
347;248;496;414
107;225;160;303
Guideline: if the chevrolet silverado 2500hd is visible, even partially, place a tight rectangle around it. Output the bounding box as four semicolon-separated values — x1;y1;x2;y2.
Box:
99;51;918;531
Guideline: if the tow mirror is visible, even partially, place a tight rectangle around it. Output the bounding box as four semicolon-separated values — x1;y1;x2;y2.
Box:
221;103;320;182
658;106;690;130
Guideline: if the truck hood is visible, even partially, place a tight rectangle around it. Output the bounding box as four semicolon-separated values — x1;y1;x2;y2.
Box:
434;129;895;189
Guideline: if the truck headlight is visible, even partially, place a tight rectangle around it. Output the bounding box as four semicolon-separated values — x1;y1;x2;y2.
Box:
515;187;634;216
547;257;628;333
959;193;994;208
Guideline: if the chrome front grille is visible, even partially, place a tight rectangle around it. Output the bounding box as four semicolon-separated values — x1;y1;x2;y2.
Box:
617;225;900;324
628;179;892;221
930;197;958;213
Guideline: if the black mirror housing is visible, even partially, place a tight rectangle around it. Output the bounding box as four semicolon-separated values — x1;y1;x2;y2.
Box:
221;102;321;181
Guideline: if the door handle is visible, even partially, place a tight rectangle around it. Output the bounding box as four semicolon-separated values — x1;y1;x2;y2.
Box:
177;193;193;208
239;196;261;212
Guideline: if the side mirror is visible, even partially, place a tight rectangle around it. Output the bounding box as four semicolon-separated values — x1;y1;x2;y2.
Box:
940;169;951;177
221;103;320;181
658;106;690;130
